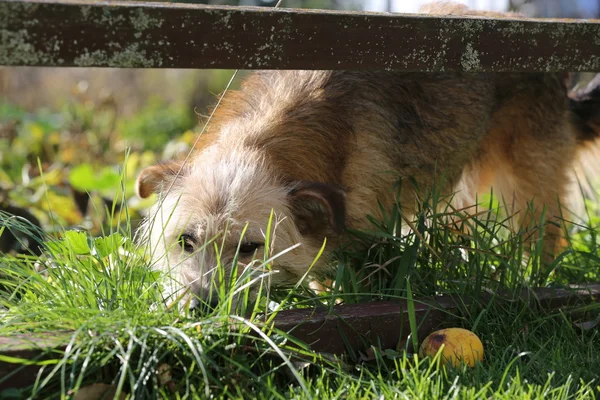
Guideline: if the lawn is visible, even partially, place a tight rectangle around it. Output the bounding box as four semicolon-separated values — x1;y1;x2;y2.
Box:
1;81;599;399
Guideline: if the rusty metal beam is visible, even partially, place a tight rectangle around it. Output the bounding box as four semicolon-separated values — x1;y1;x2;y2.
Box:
1;283;599;390
1;0;600;71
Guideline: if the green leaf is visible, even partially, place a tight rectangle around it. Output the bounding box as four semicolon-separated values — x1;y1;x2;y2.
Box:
95;168;121;190
94;233;124;258
64;230;90;255
384;349;400;359
406;278;419;354
69;164;120;192
68;164;95;192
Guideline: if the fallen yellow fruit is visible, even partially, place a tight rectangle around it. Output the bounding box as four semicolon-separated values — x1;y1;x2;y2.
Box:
419;328;484;367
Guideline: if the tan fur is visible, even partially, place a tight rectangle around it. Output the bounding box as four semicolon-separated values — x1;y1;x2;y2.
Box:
136;2;598;307
418;2;523;18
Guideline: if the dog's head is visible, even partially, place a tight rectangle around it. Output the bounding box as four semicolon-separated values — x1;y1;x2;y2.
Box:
135;146;346;310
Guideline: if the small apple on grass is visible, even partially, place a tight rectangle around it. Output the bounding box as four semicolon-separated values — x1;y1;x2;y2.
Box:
419;328;484;368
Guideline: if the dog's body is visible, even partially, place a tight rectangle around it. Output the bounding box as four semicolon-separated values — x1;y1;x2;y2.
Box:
136;3;599;307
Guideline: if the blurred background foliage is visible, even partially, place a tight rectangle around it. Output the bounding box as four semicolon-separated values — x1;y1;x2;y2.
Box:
1;0;598;254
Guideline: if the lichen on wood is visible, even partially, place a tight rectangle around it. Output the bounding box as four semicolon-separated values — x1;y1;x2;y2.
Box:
1;0;600;72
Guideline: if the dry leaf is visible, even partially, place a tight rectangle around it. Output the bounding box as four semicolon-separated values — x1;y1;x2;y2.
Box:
573;315;600;331
73;383;127;400
157;363;177;393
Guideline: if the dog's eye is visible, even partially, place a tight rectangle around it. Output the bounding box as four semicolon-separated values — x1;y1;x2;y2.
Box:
238;241;263;255
178;234;196;253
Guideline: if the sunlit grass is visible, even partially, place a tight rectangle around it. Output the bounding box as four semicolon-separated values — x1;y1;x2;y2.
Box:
0;173;599;399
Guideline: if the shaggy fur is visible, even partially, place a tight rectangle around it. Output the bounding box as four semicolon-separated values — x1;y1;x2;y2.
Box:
136;2;600;307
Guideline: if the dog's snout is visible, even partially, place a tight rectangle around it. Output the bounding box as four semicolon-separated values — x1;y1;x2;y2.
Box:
183;270;200;286
187;295;219;314
208;297;219;309
180;270;221;311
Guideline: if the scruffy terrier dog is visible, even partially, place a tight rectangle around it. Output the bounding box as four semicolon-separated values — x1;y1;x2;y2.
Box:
136;2;600;308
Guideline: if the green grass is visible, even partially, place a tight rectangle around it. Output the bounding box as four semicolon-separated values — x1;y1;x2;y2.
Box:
1;178;599;399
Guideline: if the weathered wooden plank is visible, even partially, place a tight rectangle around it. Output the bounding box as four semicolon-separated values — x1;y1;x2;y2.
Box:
0;330;71;390
1;283;599;390
271;296;454;355
271;284;600;354
1;0;600;71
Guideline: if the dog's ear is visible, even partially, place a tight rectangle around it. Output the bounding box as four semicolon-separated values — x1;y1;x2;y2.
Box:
136;161;187;199
569;73;600;143
287;181;346;236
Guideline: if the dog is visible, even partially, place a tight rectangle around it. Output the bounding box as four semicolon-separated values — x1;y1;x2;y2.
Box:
135;2;600;309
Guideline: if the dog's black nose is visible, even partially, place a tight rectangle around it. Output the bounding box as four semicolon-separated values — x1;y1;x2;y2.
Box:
194;297;219;313
190;299;219;315
208;297;220;309
187;296;219;315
